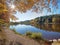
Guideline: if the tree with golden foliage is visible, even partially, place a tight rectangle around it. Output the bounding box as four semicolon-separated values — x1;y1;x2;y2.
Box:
0;0;59;23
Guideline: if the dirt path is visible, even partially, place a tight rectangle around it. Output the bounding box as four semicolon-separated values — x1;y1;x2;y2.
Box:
0;27;40;45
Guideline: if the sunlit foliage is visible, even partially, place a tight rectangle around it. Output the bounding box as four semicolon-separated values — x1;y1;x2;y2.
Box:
0;0;59;23
12;0;59;12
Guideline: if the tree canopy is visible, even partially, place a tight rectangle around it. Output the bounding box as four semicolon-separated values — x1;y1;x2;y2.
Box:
7;0;59;13
0;0;60;22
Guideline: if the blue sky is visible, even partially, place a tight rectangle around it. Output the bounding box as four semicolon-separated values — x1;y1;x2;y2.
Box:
11;0;60;22
14;11;46;21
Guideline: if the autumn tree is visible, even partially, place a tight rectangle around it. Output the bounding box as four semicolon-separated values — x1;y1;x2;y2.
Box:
0;0;9;24
0;0;59;23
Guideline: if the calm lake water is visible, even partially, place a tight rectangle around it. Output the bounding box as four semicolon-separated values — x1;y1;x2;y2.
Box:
10;24;60;40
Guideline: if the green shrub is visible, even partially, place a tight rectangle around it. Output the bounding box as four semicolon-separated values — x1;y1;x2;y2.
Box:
31;33;42;40
25;32;42;40
25;31;32;36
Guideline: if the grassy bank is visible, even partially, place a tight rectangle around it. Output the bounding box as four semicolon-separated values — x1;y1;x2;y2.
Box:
25;32;43;40
11;29;43;40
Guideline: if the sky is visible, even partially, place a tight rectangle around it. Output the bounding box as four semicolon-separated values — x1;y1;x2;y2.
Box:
10;0;60;22
14;10;46;22
14;9;60;22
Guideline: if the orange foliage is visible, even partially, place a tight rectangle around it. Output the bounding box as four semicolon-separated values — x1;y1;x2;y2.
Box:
0;0;59;23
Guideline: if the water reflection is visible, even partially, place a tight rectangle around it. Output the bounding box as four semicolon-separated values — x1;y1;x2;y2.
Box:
10;24;60;40
33;24;60;32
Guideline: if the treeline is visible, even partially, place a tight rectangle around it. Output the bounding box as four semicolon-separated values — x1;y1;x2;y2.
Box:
10;14;60;25
30;14;60;25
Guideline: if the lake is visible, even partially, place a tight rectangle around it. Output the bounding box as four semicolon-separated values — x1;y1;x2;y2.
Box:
10;24;60;40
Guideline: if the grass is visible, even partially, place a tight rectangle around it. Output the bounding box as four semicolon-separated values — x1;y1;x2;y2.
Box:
11;29;44;41
25;31;43;40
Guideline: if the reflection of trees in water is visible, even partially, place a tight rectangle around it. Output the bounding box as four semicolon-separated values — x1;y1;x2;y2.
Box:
52;24;60;32
33;24;60;32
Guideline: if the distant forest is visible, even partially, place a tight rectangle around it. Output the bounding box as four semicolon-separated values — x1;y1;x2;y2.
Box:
10;14;60;25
